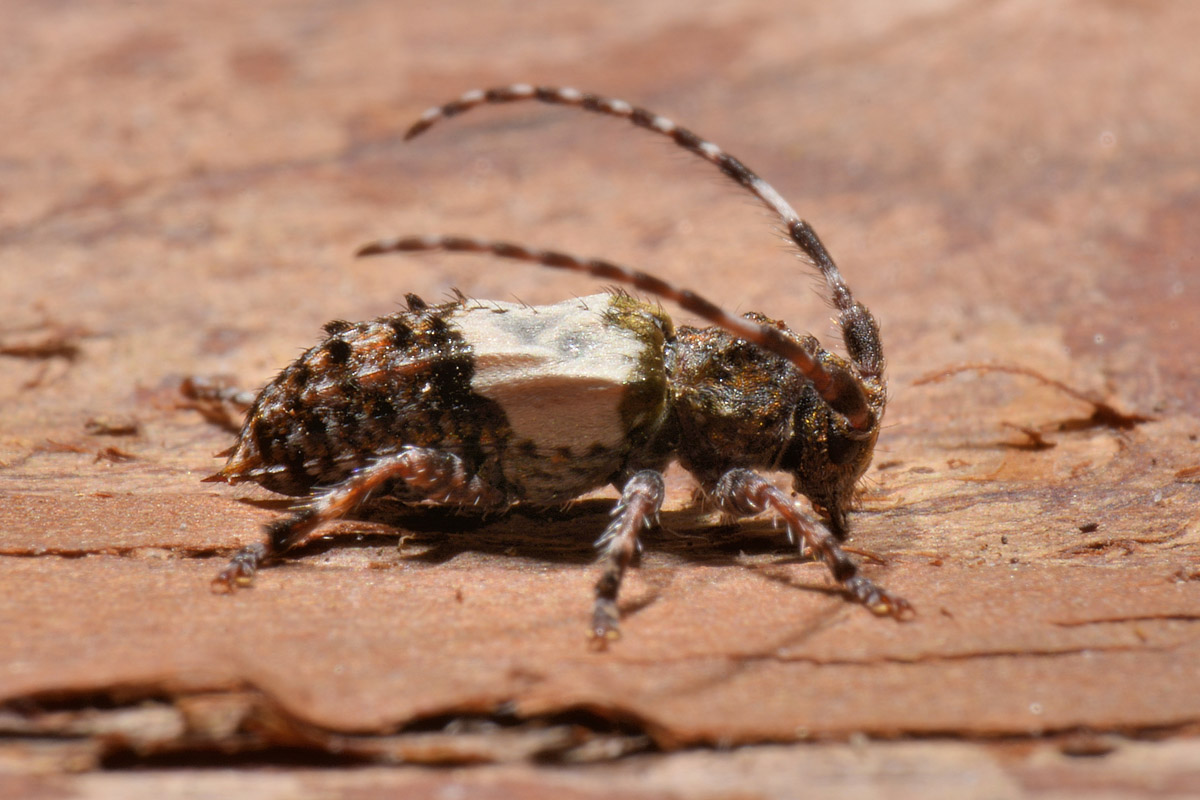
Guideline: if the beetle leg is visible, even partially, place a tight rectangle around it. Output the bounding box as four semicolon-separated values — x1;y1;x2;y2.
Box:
180;376;257;411
179;376;257;436
212;447;503;591
714;468;912;619
590;470;665;644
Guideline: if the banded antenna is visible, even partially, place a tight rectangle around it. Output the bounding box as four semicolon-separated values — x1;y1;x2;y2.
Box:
404;85;861;316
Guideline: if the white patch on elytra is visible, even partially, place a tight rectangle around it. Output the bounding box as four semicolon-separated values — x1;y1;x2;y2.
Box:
452;295;659;454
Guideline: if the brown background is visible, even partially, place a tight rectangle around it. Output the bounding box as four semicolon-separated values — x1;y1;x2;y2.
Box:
2;1;1199;796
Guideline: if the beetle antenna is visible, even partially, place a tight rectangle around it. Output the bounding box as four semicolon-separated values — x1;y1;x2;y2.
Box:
404;85;859;316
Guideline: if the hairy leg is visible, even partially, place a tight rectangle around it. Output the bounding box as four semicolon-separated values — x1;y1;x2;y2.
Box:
714;468;911;617
590;470;666;643
212;447;503;591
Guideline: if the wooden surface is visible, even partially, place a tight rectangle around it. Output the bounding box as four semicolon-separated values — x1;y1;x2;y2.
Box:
2;1;1199;796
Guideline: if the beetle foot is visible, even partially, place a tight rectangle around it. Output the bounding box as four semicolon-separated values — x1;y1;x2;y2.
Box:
845;574;913;620
211;543;266;593
588;600;622;648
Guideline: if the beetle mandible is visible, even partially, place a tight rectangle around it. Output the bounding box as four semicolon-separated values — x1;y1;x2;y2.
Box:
208;85;912;641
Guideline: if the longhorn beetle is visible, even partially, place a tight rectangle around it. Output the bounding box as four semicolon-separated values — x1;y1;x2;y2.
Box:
208;84;912;641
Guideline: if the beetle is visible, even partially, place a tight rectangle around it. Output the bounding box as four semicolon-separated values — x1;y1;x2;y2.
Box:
207;84;912;641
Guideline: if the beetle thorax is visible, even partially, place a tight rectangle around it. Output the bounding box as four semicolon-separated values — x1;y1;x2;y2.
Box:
665;319;883;523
